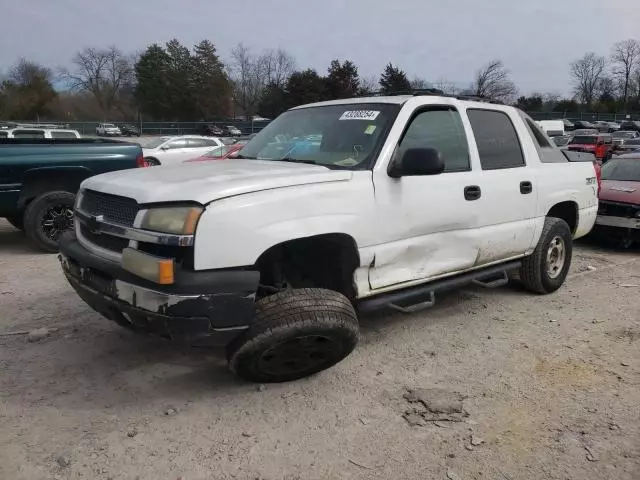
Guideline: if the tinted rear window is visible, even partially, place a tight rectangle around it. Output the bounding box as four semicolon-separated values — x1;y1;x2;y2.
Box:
571;136;596;145
467;109;525;170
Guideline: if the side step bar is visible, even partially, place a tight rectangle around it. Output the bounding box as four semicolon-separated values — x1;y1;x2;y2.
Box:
358;260;521;314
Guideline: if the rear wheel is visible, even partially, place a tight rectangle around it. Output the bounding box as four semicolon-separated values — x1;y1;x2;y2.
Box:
227;288;359;383
24;191;76;253
520;217;573;294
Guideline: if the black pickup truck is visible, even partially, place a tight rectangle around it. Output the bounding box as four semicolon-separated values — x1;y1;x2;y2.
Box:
0;138;146;252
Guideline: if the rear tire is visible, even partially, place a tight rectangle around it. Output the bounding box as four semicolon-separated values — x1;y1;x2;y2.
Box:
520;217;573;294
24;191;76;253
227;288;359;383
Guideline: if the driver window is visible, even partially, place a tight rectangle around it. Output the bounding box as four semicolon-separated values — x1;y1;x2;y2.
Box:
398;108;470;172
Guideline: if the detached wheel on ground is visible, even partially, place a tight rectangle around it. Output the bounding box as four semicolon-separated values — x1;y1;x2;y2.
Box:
23;191;76;253
520;217;573;294
227;288;359;383
5;215;24;231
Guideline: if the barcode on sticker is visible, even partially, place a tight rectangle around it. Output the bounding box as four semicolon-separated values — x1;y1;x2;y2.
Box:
339;110;380;121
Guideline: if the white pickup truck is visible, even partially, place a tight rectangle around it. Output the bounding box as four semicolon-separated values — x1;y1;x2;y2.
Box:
59;94;599;382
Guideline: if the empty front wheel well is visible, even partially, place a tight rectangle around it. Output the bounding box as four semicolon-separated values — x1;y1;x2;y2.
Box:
255;234;360;301
547;201;578;235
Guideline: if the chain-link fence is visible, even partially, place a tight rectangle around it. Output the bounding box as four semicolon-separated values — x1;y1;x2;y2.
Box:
1;120;271;136
4;112;639;135
527;112;639;122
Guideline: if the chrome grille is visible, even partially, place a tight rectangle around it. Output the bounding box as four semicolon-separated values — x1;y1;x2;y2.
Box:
80;190;138;227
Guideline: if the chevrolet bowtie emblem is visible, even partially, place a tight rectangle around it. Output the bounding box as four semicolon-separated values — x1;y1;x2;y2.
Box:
87;215;104;234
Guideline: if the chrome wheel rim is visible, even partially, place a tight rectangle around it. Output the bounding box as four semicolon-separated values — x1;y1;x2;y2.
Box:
546;236;566;279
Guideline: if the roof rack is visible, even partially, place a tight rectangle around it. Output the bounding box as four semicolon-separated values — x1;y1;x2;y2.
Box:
364;89;503;105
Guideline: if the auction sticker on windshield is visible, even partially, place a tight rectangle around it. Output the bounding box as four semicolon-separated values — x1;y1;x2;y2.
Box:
339;110;380;121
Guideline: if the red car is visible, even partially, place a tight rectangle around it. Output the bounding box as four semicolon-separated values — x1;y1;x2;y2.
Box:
183;142;246;163
568;134;613;162
593;156;640;247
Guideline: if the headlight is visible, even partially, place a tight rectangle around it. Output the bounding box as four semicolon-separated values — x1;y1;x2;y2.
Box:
140;206;203;235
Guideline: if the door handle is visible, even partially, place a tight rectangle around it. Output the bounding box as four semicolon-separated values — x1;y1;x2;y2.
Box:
464;185;481;201
520;181;533;194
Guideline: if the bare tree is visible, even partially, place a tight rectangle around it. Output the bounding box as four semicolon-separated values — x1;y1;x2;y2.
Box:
633;67;640;98
359;75;378;94
611;39;640;104
472;60;517;102
410;76;428;89
596;76;616;100
61;46;134;116
570;52;606;106
8;58;54;86
229;43;268;119
260;48;296;88
433;77;461;95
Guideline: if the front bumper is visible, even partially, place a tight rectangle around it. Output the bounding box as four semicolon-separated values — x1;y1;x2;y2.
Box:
59;232;260;347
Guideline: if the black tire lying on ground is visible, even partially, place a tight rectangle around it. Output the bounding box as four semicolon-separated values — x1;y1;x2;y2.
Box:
227;288;359;383
520;217;573;294
24;191;76;253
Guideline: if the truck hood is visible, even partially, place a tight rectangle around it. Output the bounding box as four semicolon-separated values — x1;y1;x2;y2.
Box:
80;160;353;205
599;180;640;205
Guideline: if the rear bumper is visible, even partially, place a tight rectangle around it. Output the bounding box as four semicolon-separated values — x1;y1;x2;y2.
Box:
596;215;640;229
59;232;260;347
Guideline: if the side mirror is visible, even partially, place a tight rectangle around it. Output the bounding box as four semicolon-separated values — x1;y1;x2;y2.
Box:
389;148;445;178
160;145;170;151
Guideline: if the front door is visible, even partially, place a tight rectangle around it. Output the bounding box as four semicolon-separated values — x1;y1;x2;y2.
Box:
369;105;484;291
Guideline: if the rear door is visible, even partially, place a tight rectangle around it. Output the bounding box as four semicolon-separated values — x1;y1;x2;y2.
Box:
465;108;538;263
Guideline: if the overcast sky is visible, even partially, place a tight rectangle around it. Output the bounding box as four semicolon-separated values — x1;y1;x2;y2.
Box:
2;0;639;96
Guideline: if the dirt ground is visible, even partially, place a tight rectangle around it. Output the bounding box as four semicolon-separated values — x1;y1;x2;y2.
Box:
0;219;638;480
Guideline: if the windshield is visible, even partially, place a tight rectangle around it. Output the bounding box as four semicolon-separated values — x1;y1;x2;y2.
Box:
204;145;236;157
601;159;640;182
613;131;637;139
571;136;596;145
238;103;400;169
140;137;170;149
103;124;116;128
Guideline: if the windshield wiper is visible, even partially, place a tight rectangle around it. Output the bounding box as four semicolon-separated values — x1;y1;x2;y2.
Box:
234;154;257;159
276;157;318;165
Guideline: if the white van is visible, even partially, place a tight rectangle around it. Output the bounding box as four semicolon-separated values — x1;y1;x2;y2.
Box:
536;120;565;137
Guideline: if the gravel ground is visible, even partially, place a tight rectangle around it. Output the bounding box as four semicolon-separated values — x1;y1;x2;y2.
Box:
0;219;638;480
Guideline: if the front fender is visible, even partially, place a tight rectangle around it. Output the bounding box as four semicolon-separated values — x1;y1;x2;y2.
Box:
193;172;375;270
